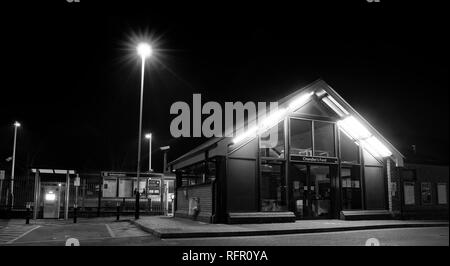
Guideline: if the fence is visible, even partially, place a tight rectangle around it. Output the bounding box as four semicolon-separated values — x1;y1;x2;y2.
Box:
0;175;165;218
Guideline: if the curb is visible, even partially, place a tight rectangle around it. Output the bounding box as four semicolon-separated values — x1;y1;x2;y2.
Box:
130;220;449;239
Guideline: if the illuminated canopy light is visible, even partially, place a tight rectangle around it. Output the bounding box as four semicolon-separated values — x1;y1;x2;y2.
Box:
338;115;392;158
137;42;152;58
322;96;349;117
232;92;315;145
232;126;258;144
288;91;314;112
364;136;392;157
258;108;287;132
322;97;345;117
337;116;371;140
327;96;349;115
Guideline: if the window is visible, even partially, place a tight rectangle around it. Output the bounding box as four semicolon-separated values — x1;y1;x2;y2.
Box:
340;130;360;164
437;183;448;205
118;179;133;197
103;178;117;197
133;180;147;196
260;121;285;159
180;160;216;187
363;149;383;166
313;121;335;157
260;161;287;211
420;182;432;205
341;166;362;210
290;119;312;156
403;182;415;205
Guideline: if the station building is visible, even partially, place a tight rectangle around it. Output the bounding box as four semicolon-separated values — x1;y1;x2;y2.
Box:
169;79;448;223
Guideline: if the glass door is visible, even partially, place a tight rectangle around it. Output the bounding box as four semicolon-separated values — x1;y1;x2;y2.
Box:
309;165;332;218
290;164;333;219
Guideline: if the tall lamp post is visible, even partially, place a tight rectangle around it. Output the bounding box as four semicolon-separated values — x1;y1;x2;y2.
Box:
10;121;21;209
145;133;152;172
135;42;152;220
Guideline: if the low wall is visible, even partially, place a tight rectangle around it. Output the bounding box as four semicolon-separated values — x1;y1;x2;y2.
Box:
175;183;214;223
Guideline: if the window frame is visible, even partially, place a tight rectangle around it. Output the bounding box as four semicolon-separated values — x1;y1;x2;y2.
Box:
288;117;338;160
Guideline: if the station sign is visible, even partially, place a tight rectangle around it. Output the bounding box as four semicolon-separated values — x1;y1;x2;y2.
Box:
290;156;338;164
147;178;161;195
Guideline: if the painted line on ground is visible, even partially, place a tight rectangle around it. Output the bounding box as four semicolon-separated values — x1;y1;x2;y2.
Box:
6;225;41;244
105;224;116;238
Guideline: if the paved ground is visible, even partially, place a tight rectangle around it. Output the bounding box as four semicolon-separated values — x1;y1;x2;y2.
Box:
132;216;449;238
161;227;449;246
0;217;448;246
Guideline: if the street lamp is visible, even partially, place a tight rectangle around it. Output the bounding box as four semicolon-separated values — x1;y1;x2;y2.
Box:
145;133;152;172
135;42;152;220
10;121;21;209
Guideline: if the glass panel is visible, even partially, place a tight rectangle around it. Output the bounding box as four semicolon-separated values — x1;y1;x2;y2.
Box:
290;119;312;156
314;121;335;157
421;182;432;205
309;165;331;217
260;121;285;159
363;148;383;166
290;164;308;217
341;166;362;209
295;99;334;117
437;183;448;204
102;178;117;197
118;179;133;197
133;180;147;197
340;130;360;164
404;182;415;205
260;161;287;212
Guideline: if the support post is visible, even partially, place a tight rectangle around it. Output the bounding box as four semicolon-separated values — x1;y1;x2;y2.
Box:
387;158;393;212
65;171;70;220
33;170;40;220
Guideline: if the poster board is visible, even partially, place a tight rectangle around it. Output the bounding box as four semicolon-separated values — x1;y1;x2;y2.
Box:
404;182;415;205
437;183;448;204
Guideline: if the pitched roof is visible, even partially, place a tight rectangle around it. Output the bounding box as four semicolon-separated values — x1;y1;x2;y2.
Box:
169;79;404;167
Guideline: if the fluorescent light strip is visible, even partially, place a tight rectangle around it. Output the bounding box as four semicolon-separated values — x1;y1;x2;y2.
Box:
337;116;372;140
233;92;314;145
322;97;345;117
337;115;392;158
288;91;314;112
232;126;258;144
360;139;382;158
365;136;392;157
327;96;349;115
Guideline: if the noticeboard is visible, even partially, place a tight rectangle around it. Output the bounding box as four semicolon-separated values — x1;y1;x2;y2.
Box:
147;178;161;195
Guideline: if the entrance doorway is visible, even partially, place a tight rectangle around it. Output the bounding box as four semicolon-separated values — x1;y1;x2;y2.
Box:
43;184;61;219
290;164;336;219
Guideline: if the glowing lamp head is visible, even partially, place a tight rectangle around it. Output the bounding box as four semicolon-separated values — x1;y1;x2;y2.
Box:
145;133;152;139
137;43;152;59
14;121;21;127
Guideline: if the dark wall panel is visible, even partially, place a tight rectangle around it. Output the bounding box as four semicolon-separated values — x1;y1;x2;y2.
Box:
364;166;386;210
227;158;257;212
229;137;258;159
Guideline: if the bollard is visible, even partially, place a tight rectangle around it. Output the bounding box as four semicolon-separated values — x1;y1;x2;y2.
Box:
116;202;121;221
25;203;31;224
73;204;77;223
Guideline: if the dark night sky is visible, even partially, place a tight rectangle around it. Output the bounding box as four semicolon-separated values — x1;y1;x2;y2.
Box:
0;1;448;174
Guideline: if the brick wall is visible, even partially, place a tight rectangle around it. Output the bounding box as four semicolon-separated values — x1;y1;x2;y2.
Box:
175;183;214;223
